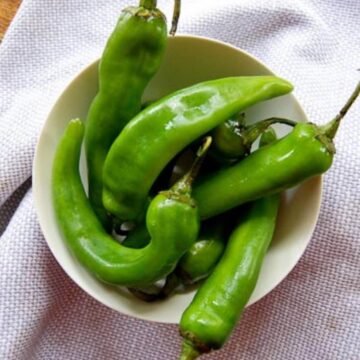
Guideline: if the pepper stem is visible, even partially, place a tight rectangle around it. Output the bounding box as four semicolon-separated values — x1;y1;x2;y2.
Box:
243;117;296;150
179;341;201;360
172;137;212;196
321;81;360;139
170;0;181;36
140;0;157;10
259;127;277;147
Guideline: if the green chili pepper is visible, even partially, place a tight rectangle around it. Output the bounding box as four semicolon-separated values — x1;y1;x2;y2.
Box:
84;0;167;229
176;218;227;285
124;113;281;297
122;148;198;250
52;119;211;287
102;76;293;222
194;82;360;219
126;217;228;302
179;129;280;360
210;113;245;162
179;195;280;359
178;83;359;358
122;112;293;251
211;115;296;161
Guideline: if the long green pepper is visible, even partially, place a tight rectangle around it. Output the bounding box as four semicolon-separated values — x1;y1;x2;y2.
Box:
180;195;280;359
85;0;167;229
179;82;360;358
179;129;280;359
102;76;293;222
193;82;360;219
52;119;209;287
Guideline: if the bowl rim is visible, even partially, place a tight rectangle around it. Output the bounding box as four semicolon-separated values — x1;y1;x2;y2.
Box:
33;34;322;324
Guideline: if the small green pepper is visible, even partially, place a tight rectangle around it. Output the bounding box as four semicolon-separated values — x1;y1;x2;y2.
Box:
84;0;167;229
193;81;360;219
52;119;211;287
211;115;296;161
102;76;293;222
179;129;280;359
177;218;227;284
210;113;246;161
127;217;229;302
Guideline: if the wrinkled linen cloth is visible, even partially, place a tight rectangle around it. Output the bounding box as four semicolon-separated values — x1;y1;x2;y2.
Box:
0;0;359;359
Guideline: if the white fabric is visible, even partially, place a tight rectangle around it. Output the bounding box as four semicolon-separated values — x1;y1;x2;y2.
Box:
1;0;359;358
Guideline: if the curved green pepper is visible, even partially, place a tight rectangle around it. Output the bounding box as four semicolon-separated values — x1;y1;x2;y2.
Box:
85;0;167;229
126;216;228;302
179;129;280;359
179;82;360;358
210;113;246;161
194;123;331;219
126;127;285;302
194;81;360;220
123;119;291;299
52;119;210;287
102;76;293;222
180;194;280;359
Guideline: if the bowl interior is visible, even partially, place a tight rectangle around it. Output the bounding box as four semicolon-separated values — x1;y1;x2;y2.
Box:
33;35;321;324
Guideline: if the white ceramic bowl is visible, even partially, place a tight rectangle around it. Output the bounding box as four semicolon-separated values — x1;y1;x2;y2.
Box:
33;35;321;324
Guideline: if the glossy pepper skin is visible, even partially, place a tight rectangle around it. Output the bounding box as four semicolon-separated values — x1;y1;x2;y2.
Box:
194;122;333;219
211;114;247;160
85;0;167;229
52;119;200;287
126;217;228;302
123;118;289;295
179;129;280;359
195;80;360;219
179;82;360;358
102;76;293;222
177;219;227;284
179;195;280;359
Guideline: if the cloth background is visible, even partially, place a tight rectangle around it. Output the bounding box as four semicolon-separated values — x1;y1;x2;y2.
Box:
0;0;359;359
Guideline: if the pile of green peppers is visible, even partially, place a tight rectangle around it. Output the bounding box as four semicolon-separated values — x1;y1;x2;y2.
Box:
51;1;360;359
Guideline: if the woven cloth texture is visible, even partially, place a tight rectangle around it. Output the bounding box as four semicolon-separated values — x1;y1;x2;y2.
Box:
0;0;359;359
